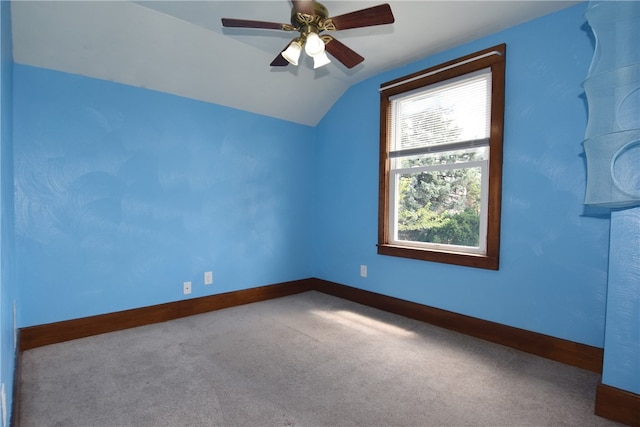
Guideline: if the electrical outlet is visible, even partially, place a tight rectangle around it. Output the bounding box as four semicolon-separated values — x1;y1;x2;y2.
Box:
204;271;213;285
183;281;192;295
360;265;367;278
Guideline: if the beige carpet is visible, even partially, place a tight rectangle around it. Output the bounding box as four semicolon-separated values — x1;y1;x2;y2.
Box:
19;291;620;426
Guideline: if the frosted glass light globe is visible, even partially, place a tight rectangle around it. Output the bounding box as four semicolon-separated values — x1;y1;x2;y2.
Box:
281;41;302;66
313;51;331;69
304;32;325;57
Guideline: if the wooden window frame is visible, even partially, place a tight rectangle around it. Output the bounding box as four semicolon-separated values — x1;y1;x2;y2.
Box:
378;44;506;270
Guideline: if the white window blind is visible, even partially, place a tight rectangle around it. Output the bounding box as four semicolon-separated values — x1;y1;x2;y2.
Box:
390;68;492;156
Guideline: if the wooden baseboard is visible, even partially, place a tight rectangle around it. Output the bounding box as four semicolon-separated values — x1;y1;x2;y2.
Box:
19;279;313;351
19;277;628;426
19;276;604;375
595;382;640;427
311;278;604;373
15;279;638;426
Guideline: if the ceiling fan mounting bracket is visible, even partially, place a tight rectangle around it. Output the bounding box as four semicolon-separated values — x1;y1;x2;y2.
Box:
291;1;334;34
291;2;328;24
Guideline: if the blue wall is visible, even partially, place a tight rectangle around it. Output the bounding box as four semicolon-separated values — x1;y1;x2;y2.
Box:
13;65;315;327
603;207;640;394
0;0;15;425
12;3;611;349
314;3;610;348
6;0;640;409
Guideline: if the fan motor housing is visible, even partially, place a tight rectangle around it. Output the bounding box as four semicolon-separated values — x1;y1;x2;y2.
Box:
291;2;329;26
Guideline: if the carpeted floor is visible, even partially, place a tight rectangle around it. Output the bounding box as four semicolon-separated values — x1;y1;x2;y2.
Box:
20;291;621;426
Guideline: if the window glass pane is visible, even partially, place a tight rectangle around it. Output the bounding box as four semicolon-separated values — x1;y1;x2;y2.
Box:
395;147;488;170
392;70;491;151
395;164;483;248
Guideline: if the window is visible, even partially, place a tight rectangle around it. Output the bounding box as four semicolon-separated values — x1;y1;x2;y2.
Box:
378;44;506;269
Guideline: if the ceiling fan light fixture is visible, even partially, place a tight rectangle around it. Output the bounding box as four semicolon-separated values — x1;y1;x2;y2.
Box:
313;51;331;69
222;2;395;71
304;31;325;57
281;40;302;66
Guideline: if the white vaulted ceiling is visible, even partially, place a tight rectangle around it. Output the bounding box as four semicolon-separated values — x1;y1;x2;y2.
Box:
11;1;580;126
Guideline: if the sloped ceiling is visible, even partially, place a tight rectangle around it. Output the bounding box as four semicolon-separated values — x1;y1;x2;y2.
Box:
11;1;580;126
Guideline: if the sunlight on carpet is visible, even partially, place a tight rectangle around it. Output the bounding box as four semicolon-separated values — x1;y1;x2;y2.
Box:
310;308;417;337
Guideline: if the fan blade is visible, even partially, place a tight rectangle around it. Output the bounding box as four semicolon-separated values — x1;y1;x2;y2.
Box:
291;0;314;16
221;18;289;30
324;37;364;69
329;4;394;30
271;42;293;67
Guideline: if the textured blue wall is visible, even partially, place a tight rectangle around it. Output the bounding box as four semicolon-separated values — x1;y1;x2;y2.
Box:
313;3;610;347
14;65;315;327
585;0;640;395
603;207;640;393
7;0;640;406
0;0;15;425
11;1;626;359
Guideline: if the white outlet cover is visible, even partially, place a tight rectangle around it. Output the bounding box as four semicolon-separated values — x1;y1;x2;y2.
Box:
360;265;367;278
183;281;192;295
204;271;213;285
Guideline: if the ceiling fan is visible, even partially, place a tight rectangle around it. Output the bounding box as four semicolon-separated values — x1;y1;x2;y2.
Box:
221;1;395;70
